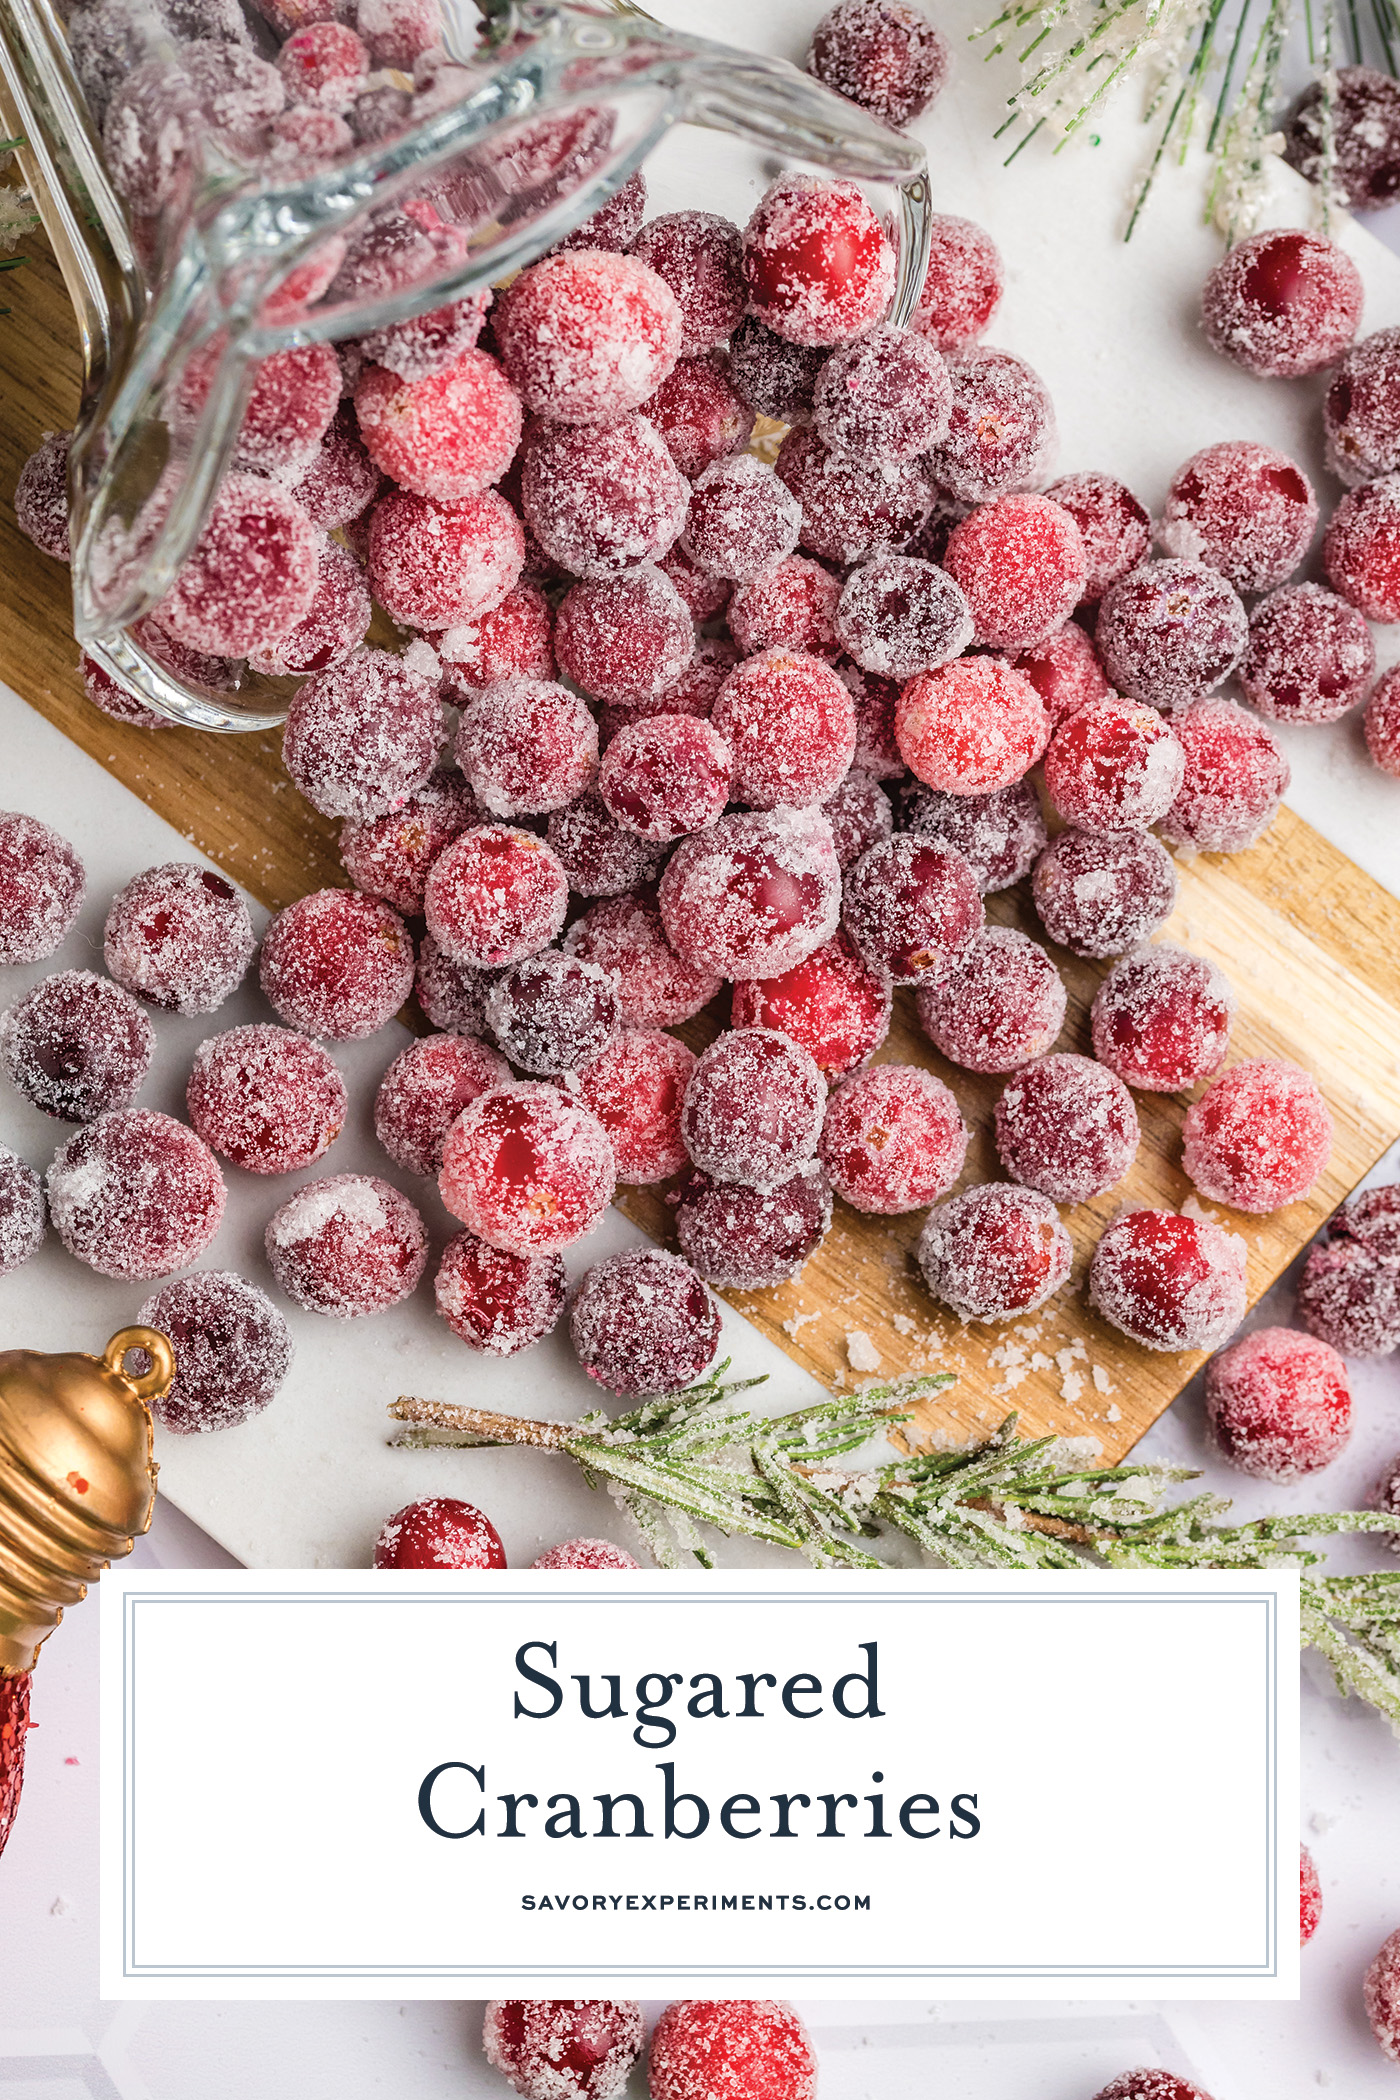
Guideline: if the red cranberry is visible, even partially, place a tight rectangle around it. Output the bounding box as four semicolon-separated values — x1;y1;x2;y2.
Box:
341;769;480;916
156;472;320;658
521;415;690;578
1300;1845;1323;1945
139;1272;292;1434
643;355;756;479
1044;471;1150;603
282;404;381;530
927;347;1055;505
415;931;488;1035
554;567;694;707
1091;945;1234;1093
1;970;153;1121
807;0;949;126
944;493;1087;652
1366;665;1400;778
437;582;555;697
659;543;735;622
834;555;972;679
996;1052;1139;1204
0;1146;44;1276
247;538;371;680
571;1247;721;1395
1160;699;1290;853
726;317;830;425
435;1231;566;1357
1202;228;1363;379
777;425;933;565
897;657;1050;794
359;293;490;382
566;893;721;1028
743;174;895;347
1032;828;1177;958
425;826;569;969
911;214;1003;351
648;1999;817;2100
532;1539;639;1569
1043;698;1185;834
842;833;982;985
822;770;893;870
546;789;665;895
354;348;521;502
495;250;682;423
439;1083;615;1254
920;1183;1073;1322
457;677;598;819
188;1023;347;1173
267;1171;427;1316
486;952;619;1075
820;1063;966;1213
1285;65;1400;210
554;169;648;254
917;927;1066;1073
374;1032;509;1176
1157;440;1318;594
1206;1326;1351;1480
659;807;842;980
630;212;747;354
283;645;441;822
681;456;801;584
1183;1059;1333;1214
47;1109;225;1279
374;1496;505;1568
1092;2075;1218;2100
901;779;1047;893
730;556;842;660
683;1028;826;1191
260;888;414;1040
482;2000;643;2100
730;930;891;1081
1097;559;1248;707
712;649;855;808
368;487;524;630
1297;1238;1400;1358
0;811;84;963
675;1163;833;1289
599;717;732;842
812;325;952;460
1015;621;1111;721
839;662;904;778
13;431;71;561
104;861;255;1018
1325;473;1400;620
1239;583;1374;724
574;1028;696;1184
1089;1209;1247;1353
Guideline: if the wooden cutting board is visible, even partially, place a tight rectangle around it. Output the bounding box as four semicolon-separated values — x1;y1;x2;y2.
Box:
6;237;1400;1468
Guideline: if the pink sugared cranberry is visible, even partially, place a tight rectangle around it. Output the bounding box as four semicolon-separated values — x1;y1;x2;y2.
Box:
532;1539;639;1570
156;473;319;657
1300;1845;1323;1944
820;1063;966;1213
630;212;746;355
683;1028;826;1191
260;888;414;1041
1324;326;1400;483
267;1172;427;1317
439;1083;615;1254
13;430;71;560
1202;227;1363;379
47;1109;225;1279
943;493;1087;652
374;1495;505;1568
659;807;841;980
1042;698;1185;833
521;415;689;578
1297;1238;1400;1359
555;170;648;255
1097;558;1248;707
897;657;1050;795
360;295;491;382
425;826;569;969
375;1032;510;1177
599;717;732;842
659;544;734;623
246;537;372;679
456;677;598;819
1157;440;1318;594
486;952;619;1076
643;355;755;480
1206;1326;1351;1479
495;250;682;423
927;347;1055;505
1183;1059;1333;1214
1032;828;1177;958
807;0;949;127
1160;699;1290;853
566;893;721;1028
711;649;855;809
744;174;895;347
547;790;667;896
674;1166;832;1289
283;645;441;822
681;456;801;585
368;487;524;630
648;1999;817;2100
282;404;381;530
777;425;933;566
902;779;1046;893
574;1028;696;1184
1239;582;1374;725
842;833;982;984
555;567;694;707
1368;1929;1400;2064
1366;664;1400;778
1286;65;1400;211
482;1999;643;2100
917;926;1066;1073
415;932;487;1035
341;768;480;916
139;1271;292;1435
919;1183;1073;1322
438;582;555;697
356;0;437;69
730;556;842;660
1091;945;1235;1093
996;1052;1139;1204
187;1023;346;1173
834;556;972;679
730;929;891;1081
1;970;152;1121
173;341;341;480
1090;1209;1248;1353
727;317;830;425
277;22;368;108
0;810;84;963
812;325;952;460
353;349;522;501
435;1230;566;1357
1045;471;1151;603
1015;621;1111;722
571;1247;721;1395
1091;2075;1218;2100
1324;475;1400;621
911;214;1003;351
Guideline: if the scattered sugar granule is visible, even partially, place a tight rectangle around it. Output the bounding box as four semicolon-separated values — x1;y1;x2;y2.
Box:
783;1307;823;1337
846;1329;881;1372
1092;1365;1115;1395
1105;1402;1123;1423
891;1312;916;1335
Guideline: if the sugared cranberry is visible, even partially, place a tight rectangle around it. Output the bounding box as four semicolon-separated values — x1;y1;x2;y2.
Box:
246;537;371;680
842;659;908;774
566;893;721;1027
682;1028;826;1191
1015;621;1111;721
353;348;521;502
486;951;619;1075
374;1032;510;1176
1285;65;1400;210
730;930;891;1081
374;1495;505;1568
1183;1059;1332;1214
438;582;555;697
1043;698;1185;834
777;425;933;565
13;430;71;560
571;1247;721;1395
574;1028;695;1183
1325;475;1400;621
457;678;598;819
1202;228;1363;379
483;2000;643;2100
282;404;381;530
532;1539;639;1569
547;789;667;895
643;355;756;479
187;1023;346;1174
1239;583;1374;725
744;174;894;347
415;931;488;1035
730;556;842;659
927;347;1055;505
156;472;319;657
822;771;893;871
368;486;524;630
599;717;732;842
911;215;1003;351
435;1230;566;1357
812;325;952;460
1297;1237;1400;1358
1091;1208;1247;1352
1032;827;1177;958
659;543;735;623
555;169;649;255
1045;471;1151;603
283;645;441;822
820;1063;965;1214
1;970;153;1122
631;212;746;354
495;250;681;423
1157;440;1317;594
104;860;255;1019
726;317;830;425
897;656;1050;794
842;832;982;984
917;926;1066;1073
660;807;841;980
1091;2076;1217;2100
920;1183;1073;1322
1300;1845;1323;1944
1159;699;1290;853
681;456;801;585
1097;558;1248;707
425;826;569;968
648;1999;818;2100
521;415;690;578
47;1110;225;1279
1369;1928;1400;2064
267;1171;427;1316
807;0;949;126
1366;665;1400;778
439;1083;615;1254
902;779;1047;892
0;1147;44;1276
711;649;855;809
834;556;972;679
674;1164;833;1288
341;769;479;916
1336;1182;1400;1258
139;1272;292;1434
1206;1326;1351;1480
260;888;413;1040
996;1052;1139;1204
359;293;490;382
555;566;694;706
944;494;1087;652
0;811;84;963
176;341;341;480
1325;327;1400;483
1091;945;1233;1093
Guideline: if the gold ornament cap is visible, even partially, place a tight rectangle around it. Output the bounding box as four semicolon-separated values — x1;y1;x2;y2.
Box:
0;1327;172;1676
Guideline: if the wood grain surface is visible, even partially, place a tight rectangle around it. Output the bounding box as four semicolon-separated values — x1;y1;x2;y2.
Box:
6;238;1400;1465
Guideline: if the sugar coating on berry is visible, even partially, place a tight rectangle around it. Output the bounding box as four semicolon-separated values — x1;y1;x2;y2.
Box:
1367;665;1400;780
1328;328;1400;488
659;806;842;980
897;656;1050;795
354;349;522;502
1090;944;1233;1094
1183;1059;1333;1214
928;348;1056;506
574;1028;696;1184
744;174;894;347
1286;64;1400;209
1;970;154;1122
648;1999;818;2100
532;1537;640;1569
547;789;668;896
438;582;555;700
267;1171;427;1316
680;456;801;585
1239;583;1375;726
415;931;488;1035
807;0;949;126
156;472;320;657
284;643;442;822
730;929;892;1081
674;1165;833;1289
457;678;597;819
496;250;682;424
566;893;721;1028
1297;1237;1400;1357
277;21;367;107
711;649;855;810
1337;1181;1400;1259
139;1272;292;1434
944;494;1088;652
1371;1927;1400;2064
727;317;830;425
1091;1208;1248;1352
0;1147;44;1276
555;567;694;706
374;1494;505;1568
600;717;732;842
1160;699;1290;853
777;426;933;567
1300;1844;1323;1944
435;1229;566;1357
813;325;952;462
631;212;746;355
1097;558;1248;707
1015;621;1111;724
1034;828;1177;958
820;1063;967;1214
374;1032;510;1178
902;779;1047;893
839;662;903;777
522;415;690;578
823;771;893;871
1202;228;1363;380
1044;472;1151;604
368;487;524;630
834;556;972;679
571;1247;721;1395
281;404;380;529
259;887;414;1040
554;168;649;255
186;1023;346;1176
911;214;1003;350
917;926;1066;1073
1157;441;1318;594
996;1052;1139;1204
682;1028;827;1192
643;355;756;481
0;811;84;963
341;768;479;916
102;61;195;216
359;293;491;383
919;1182;1073;1322
661;543;735;623
1205;1325;1351;1480
103;862;256;1020
440;1082;616;1254
1044;698;1185;834
731;556;842;660
1325;475;1400;621
247;537;372;679
226;345;342;477
14;431;70;561
47;1110;226;1279
482;2000;644;2100
842;832;983;984
1091;2076;1218;2100
487;952;619;1076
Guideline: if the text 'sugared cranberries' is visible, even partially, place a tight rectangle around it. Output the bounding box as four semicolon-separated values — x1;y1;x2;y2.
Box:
1324;475;1400;620
1160;699;1290;853
353;348;521;502
823;770;893;870
105;862;256;1020
260;888;413;1040
600;717;732;842
902;778;1047;892
1325;327;1400;483
682;1028;826;1192
1157;440;1318;594
744;174;894;347
1239;583;1375;725
425;825;569;968
843;832;982;984
574;1028;695;1183
0;811;84;963
820;1062;967;1213
1097;559;1249;708
674;1164;832;1289
648;2000;818;2100
1091;944;1234;1094
919;1182;1073;1322
631;212;747;356
1368;664;1400;778
547;789;667;895
996;1052;1139;1204
1;970;153;1122
807;0;949;126
1091;2077;1217;2100
1092;1208;1248;1352
283;645;441;822
374;1032;509;1178
1286;64;1400;209
1183;1059;1333;1213
139;1272;292;1435
187;1023;346;1174
1043;697;1185;834
730;556;842;660
927;347;1056;506
245;536;372;680
457;677;598;819
435;1229;566;1356
267;1172;427;1317
48;1110;225;1279
522;415;690;578
644;356;757;480
944;494;1088;653
813;326;952;462
1300;1844;1323;1944
834;556;972;678
0;1147;44;1276
1033;827;1178;958
571;1247;721;1395
555;566;694;707
566;893;721;1028
730;930;892;1080
777;426;933;567
155;472;319;658
1202;228;1363;380
368;487;524;630
1015;620;1111;723
1044;471;1151;603
917;926;1066;1073
712;649;855;809
483;2000;644;2100
282;403;381;530
660;806;841;980
438;582;555;697
495;250;682;423
912;214;1003;350
532;1537;640;1569
487;952;620;1076
1206;1326;1351;1480
375;1495;505;1568
440;1083;615;1254
680;456;801;585
13;429;71;561
897;656;1050;795
341;769;479;916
